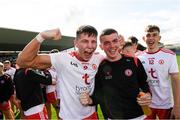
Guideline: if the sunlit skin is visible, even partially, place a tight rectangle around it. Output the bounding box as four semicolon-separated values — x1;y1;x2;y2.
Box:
143;31;161;53
100;33;121;62
74;33;97;61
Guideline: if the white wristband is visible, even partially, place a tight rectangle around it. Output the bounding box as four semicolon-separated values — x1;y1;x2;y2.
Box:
36;34;45;43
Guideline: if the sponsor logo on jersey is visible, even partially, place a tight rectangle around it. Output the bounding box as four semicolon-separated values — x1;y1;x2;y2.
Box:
70;61;78;67
75;85;92;95
105;72;112;80
82;73;90;85
103;65;112;80
148;79;159;86
141;61;145;64
124;69;133;76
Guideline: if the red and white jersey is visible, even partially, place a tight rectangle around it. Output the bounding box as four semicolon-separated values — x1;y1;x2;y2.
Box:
4;67;16;79
50;51;104;119
46;68;57;93
138;48;179;109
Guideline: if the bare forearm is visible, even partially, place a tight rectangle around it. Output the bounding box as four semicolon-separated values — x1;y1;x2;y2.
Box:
171;73;180;107
173;79;180;107
16;28;61;69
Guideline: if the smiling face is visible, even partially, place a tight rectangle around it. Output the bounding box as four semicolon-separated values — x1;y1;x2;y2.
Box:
143;31;161;52
143;25;161;52
100;32;121;61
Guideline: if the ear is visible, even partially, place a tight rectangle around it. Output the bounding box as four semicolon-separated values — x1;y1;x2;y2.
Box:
142;36;145;42
74;39;78;48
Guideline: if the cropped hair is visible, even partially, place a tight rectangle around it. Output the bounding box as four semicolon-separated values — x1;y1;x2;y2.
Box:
122;41;133;50
100;28;118;37
76;25;98;39
128;36;138;44
145;25;160;33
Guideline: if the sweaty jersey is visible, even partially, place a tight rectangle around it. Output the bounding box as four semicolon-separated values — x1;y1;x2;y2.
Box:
138;48;179;109
50;51;104;119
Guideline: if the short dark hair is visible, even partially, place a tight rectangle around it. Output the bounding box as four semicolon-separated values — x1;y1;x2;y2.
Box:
145;25;160;33
76;25;98;39
100;28;118;37
122;42;133;50
128;36;138;44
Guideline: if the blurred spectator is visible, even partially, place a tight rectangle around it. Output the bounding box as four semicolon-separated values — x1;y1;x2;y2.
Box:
0;62;16;119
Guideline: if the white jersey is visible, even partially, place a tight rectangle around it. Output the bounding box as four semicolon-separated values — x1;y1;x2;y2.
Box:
46;68;57;93
4;67;16;79
138;48;179;109
50;51;104;119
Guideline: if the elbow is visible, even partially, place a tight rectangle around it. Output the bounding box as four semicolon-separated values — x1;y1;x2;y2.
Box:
16;57;30;68
16;58;24;67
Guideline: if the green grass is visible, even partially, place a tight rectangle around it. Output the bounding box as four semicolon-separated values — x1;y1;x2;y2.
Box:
51;55;180;119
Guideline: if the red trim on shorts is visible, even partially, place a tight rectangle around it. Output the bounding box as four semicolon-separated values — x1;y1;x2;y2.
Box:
24;107;48;120
46;91;57;103
145;107;172;119
83;112;98;120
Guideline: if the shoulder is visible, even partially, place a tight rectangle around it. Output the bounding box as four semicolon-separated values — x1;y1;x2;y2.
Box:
99;59;109;66
160;48;176;55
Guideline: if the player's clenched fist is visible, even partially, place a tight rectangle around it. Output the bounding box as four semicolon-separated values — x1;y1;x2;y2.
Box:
79;92;93;106
36;28;62;43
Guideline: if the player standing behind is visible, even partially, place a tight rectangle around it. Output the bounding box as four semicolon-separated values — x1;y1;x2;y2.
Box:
138;25;180;119
45;48;60;119
14;67;53;119
0;62;16;119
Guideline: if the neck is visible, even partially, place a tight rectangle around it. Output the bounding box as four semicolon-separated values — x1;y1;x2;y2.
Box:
107;54;122;62
74;52;88;62
147;46;159;53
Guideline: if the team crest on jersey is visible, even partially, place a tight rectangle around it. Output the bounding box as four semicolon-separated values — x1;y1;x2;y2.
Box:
92;64;97;70
158;59;164;65
124;69;133;76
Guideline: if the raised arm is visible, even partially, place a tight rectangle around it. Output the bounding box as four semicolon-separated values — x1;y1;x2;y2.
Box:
16;28;61;69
